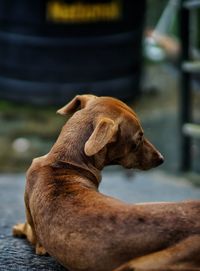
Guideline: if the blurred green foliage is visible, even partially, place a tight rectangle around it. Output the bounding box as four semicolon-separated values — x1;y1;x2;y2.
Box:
0;101;66;172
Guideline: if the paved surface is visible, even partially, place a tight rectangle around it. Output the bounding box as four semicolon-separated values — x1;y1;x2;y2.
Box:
1;170;200;270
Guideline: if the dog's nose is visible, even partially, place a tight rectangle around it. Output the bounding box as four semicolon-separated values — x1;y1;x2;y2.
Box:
157;153;164;165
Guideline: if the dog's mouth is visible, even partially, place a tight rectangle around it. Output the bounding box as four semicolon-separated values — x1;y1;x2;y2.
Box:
137;159;164;171
107;160;120;166
105;153;164;170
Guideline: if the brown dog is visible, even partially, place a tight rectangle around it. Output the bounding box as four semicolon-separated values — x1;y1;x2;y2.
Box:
13;95;200;271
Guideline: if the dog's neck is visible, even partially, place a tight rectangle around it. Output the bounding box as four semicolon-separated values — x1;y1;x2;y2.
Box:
51;160;100;188
48;114;103;187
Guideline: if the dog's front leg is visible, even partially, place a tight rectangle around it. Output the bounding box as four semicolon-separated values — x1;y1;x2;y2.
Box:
13;206;47;256
13;222;32;240
113;235;200;271
13;222;47;255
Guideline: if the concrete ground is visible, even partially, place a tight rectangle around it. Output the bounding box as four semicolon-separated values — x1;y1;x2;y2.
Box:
1;169;200;270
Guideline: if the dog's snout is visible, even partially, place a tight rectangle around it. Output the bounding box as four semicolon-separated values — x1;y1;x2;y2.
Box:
157;153;164;166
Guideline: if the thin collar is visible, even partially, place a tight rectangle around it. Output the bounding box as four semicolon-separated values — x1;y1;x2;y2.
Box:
51;160;100;187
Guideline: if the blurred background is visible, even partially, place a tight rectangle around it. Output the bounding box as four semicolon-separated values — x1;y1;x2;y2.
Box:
1;1;200;270
0;0;199;178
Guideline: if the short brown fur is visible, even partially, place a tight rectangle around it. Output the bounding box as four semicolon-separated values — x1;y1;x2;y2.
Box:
13;95;200;271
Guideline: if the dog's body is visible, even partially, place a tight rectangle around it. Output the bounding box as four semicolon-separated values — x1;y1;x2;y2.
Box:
13;95;200;271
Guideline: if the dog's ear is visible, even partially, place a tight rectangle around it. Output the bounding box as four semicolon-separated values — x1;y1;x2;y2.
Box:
84;118;117;156
57;94;96;115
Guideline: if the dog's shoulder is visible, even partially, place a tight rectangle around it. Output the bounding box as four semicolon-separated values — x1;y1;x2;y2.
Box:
25;154;51;191
32;153;49;165
28;153;49;173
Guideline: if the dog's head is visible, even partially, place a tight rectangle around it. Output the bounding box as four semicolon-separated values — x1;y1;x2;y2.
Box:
57;94;164;170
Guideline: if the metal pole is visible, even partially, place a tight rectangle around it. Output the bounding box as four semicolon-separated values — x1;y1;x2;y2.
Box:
179;0;192;171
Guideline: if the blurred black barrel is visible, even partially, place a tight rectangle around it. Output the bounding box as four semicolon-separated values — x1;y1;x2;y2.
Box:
0;0;146;105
